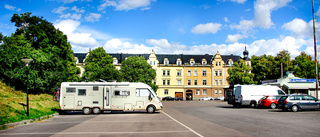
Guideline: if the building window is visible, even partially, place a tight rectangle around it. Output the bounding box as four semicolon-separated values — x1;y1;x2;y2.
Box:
202;61;207;65
164;89;168;95
167;70;170;76
177;80;181;85
219;80;222;85
219;89;222;95
219;70;222;76
177;60;182;66
163;70;166;76
113;59;118;65
203;89;207;95
163;80;166;85
188;70;191;76
203;80;207;85
167;80;170;85
194;80;197;85
177;70;181;76
215;71;218;76
164;58;169;66
202;70;207;76
215;89;218;95
194;70;198;76
190;61;195;66
216;62;218;66
153;61;156;65
219;62;221;66
188;80;191;85
196;89;200;95
215;80;218;85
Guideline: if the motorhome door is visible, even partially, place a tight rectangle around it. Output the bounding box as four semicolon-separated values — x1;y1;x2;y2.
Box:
103;87;111;110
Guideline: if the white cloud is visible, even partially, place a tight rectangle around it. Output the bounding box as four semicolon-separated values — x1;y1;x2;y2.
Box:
282;18;314;39
4;4;21;11
254;0;292;29
224;17;229;22
71;6;85;13
99;0;155;11
54;19;100;51
226;34;247;43
230;0;292;35
85;13;101;22
104;38;152;53
230;0;247;4
146;39;171;48
52;6;69;14
192;23;222;34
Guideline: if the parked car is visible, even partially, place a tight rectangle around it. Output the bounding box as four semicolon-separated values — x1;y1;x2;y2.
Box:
162;96;182;101
162;96;175;101
258;95;281;109
277;94;320;112
215;96;225;100
199;97;214;101
174;97;182;101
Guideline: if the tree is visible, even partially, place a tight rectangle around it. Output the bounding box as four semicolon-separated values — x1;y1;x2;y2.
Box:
292;52;318;79
275;50;293;77
0;12;79;94
120;56;158;91
227;60;256;85
82;47;120;82
251;54;279;84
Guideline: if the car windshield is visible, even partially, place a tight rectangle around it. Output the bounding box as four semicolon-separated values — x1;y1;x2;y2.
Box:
261;96;267;100
279;96;288;101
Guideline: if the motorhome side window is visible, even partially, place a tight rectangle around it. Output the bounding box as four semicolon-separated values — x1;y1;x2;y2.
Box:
136;89;150;97
278;90;285;95
93;86;99;91
78;89;86;96
66;88;76;93
114;90;130;96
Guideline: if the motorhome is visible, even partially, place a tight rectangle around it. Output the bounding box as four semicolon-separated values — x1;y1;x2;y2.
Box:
229;85;286;108
59;82;163;114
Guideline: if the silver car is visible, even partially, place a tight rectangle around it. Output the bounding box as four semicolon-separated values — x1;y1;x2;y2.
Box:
278;94;320;112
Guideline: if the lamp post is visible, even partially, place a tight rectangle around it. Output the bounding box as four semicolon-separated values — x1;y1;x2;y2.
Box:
21;58;33;116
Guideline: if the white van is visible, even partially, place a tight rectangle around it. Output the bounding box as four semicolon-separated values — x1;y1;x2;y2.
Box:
232;85;286;107
59;82;163;114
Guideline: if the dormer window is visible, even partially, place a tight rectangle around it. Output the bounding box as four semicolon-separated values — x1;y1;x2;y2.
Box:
190;58;195;66
164;58;169;66
228;60;233;66
202;59;207;66
176;58;182;66
113;58;118;65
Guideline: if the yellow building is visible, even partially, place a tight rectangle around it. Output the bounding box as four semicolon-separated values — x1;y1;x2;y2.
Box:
74;49;247;100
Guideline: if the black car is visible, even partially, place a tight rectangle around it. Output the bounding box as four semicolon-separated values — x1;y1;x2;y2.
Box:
162;96;182;101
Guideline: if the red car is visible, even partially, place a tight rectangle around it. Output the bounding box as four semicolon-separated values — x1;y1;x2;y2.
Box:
258;95;282;109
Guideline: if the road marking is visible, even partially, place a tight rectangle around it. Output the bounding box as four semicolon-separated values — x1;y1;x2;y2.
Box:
160;110;204;137
0;130;190;135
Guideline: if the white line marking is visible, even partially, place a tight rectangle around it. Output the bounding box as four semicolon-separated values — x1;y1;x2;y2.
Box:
0;130;190;135
160;110;204;137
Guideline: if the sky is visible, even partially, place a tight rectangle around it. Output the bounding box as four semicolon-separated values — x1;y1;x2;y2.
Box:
1;0;320;59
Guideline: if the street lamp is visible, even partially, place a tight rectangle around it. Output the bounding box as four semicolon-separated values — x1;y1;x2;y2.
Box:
21;58;33;116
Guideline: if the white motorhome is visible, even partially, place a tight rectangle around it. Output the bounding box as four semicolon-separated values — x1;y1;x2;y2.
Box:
59;82;163;114
232;85;286;107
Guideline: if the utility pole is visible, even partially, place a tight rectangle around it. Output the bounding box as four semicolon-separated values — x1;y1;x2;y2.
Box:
312;0;318;98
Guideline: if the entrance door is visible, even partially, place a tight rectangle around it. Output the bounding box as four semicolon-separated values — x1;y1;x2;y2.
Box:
186;90;193;100
63;94;74;109
175;92;183;99
104;87;111;110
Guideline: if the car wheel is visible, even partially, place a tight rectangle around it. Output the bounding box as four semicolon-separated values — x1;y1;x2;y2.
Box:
291;105;299;112
83;107;91;115
270;103;277;109
146;105;155;113
92;107;101;114
250;102;257;108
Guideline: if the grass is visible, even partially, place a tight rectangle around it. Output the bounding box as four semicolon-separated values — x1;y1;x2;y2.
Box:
0;81;59;126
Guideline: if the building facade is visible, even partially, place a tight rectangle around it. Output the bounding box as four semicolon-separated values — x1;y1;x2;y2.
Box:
74;49;247;100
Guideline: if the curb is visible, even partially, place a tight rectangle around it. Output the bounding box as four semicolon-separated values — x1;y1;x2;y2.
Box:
0;113;59;130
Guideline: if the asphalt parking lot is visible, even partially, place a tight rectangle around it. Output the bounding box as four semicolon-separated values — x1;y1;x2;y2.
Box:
1;101;320;137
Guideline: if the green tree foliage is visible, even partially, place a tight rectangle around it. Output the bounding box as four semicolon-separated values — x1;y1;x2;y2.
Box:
293;52;318;78
227;60;256;85
275;50;293;77
82;47;120;82
251;55;279;84
0;12;79;94
120;56;158;91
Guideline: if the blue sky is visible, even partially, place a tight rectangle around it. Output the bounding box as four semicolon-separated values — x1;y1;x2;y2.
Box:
1;0;320;59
